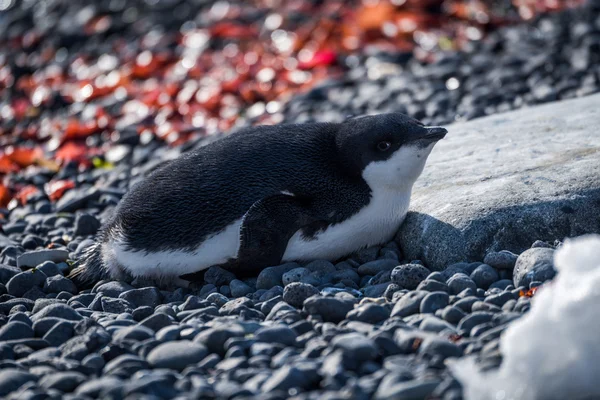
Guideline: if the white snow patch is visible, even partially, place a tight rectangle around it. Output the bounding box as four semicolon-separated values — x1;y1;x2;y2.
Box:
450;234;600;400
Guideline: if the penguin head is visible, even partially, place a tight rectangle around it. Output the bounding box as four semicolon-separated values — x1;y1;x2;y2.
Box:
335;113;446;190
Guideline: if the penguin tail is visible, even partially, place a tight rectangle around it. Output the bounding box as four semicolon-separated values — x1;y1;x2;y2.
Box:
67;242;108;289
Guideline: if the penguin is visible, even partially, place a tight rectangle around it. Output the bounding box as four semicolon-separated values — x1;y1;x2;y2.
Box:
68;113;447;287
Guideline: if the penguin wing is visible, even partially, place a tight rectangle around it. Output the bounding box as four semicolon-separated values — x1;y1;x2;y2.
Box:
235;193;325;274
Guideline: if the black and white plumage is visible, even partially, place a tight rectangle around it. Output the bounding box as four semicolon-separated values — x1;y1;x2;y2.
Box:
69;113;447;287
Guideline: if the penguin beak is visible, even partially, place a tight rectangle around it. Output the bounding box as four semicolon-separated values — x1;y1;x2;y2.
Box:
422;126;447;141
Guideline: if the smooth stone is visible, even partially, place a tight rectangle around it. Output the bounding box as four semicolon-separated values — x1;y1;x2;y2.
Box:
73;213;101;237
397;94;600;269
484;250;518;270
42;321;74;347
7;270;47;297
95;281;135;297
420;291;449;314
303;296;355;323
331;332;378;361
0;369;36;396
119;287;161;308
391;291;428;318
147;340;209;371
31;303;82;322
255;325;297;346
44;276;78;294
39;371;86;392
0;321;34;341
357;259;399;276
513;248;556;287
229;279;253;298
447;274;477;295
470;264;500;289
17;249;69;269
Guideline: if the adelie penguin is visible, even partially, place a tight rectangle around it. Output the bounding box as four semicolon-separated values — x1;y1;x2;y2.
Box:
69;113;447;287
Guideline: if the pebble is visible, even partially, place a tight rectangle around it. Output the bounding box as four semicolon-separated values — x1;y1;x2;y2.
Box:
229;279;253;297
470;264;500;289
119;287;161;308
303;296;355;323
0;321;34;341
391;264;431;289
331;333;378;362
42;321;74;346
447;273;477;295
484;250;519;270
0;369;36;397
420;291;450;314
73;213;101;237
513;248;556;287
17;249;69;269
39;371;86;392
391;291;428;317
283;282;320;308
43;276;78;294
6;271;47;297
147;340;209;371
31;303;82;322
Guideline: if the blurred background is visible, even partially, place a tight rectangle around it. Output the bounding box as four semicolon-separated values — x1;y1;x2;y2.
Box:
0;0;598;210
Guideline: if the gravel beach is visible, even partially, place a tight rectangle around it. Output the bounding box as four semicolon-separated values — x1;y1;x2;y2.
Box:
1;0;600;399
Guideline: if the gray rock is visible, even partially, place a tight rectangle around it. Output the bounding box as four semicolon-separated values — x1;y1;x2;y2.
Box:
73;213;101;237
119;287;161;308
204;266;236;286
101;297;133;314
416;279;449;292
513;248;556;287
420;291;449;314
283;282;319;308
282;268;310;285
194;326;245;355
357;259;399;275
261;364;319;393
397;94;600;269
331;333;377;361
447;273;477;295
255;325;297;346
0;369;36;397
256;263;298;289
75;376;122;397
43;321;74;346
390;291;428;318
489;279;514;290
229;279;253;297
470;264;500;289
346;303;390;324
17;249;69;268
441;305;467;325
484;250;518;270
419;337;463;359
39;371;86;392
32;303;82;322
458;311;495;334
391;264;430;290
147;340;208;371
0;264;21;284
375;377;440;400
303;296;355;323
0;321;34;341
96;281;134;297
44;275;78;294
138;313;173;332
6;270;47;297
113;325;154;342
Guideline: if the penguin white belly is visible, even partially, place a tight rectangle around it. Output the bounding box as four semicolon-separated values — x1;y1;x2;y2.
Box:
282;188;412;262
105;218;243;279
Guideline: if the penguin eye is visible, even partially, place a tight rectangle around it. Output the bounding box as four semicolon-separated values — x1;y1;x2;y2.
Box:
377;141;392;152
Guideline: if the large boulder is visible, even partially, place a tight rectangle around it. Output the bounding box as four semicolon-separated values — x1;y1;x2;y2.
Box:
396;94;600;270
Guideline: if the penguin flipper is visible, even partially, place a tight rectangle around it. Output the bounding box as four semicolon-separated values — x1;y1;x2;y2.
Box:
235;193;323;274
179;194;325;282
